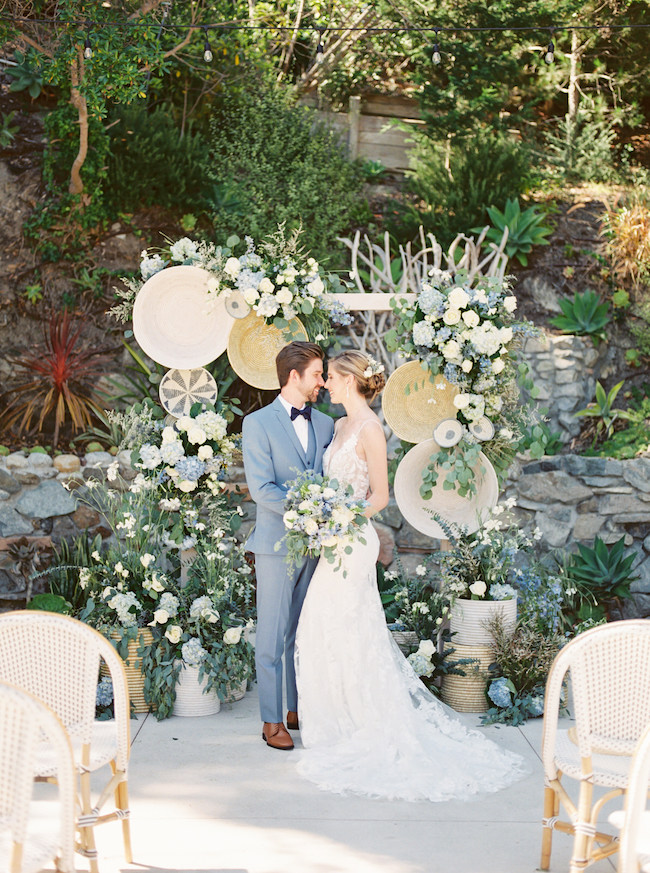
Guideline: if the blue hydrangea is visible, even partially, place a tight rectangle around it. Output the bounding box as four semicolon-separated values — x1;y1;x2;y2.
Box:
182;637;207;666
489;583;517;601
174;456;206;481
487;677;512;708
528;694;545;717
96;676;113;707
443;363;459;383
435;326;452;342
418;285;444;315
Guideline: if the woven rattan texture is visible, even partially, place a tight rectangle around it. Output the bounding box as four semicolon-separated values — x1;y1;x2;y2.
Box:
0;681;75;873
616;724;650;873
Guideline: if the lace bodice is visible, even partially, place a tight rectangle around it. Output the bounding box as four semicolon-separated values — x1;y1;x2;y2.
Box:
323;421;372;501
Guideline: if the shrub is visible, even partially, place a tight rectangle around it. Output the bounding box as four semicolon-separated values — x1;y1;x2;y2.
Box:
207;81;366;263
543;104;618;183
105;104;211;213
387;130;533;248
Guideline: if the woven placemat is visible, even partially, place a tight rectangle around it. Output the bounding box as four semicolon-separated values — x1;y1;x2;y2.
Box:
382;361;458;443
227;311;308;389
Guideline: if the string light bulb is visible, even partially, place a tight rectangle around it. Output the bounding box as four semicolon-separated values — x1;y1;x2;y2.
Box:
431;29;441;64
545;29;555;64
203;27;213;63
84;31;93;59
315;28;325;64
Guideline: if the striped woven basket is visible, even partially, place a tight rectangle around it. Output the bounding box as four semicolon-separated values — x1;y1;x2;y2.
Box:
441;643;493;713
101;628;154;714
390;629;419;656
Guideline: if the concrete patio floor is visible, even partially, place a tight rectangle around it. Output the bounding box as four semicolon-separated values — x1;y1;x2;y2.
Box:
77;685;623;873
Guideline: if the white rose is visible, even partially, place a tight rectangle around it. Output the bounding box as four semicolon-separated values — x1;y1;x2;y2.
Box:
332;506;355;526
442;340;461;361
187;426;207;445
224;257;241;278
283;510;298;528
418;639;436;659
258;277;274;294
304;518;319;536
161;426;177;443
499;326;514;344
499;427;514;440
469;580;487;597
453;393;471;410
165;625;182;644
442;308;461;326
462;309;480;328
140;553;156;569
178;480;198;493
175;416;193;432
461;359;473;373
243;287;259;305
276;286;293;305
322;487;336;499
206;277;219;294
152;608;169;625
197;445;213;461
114;562;124;575
503;295;517;313
224;626;243;645
492;357;505;375
148;573;165;593
307;276;324;296
448;286;470;309
320;534;340;547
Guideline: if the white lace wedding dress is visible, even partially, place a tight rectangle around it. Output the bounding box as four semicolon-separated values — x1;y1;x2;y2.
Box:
294;421;526;802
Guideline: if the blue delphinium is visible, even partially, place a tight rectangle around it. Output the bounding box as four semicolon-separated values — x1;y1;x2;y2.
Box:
517;570;564;634
487;677;512;708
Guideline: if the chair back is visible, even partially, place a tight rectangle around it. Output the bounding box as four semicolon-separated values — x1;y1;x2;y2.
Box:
0;680;76;873
0;611;130;767
544;620;650;763
618;722;650;873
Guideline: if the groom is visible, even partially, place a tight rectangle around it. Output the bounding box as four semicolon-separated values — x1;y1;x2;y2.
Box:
242;341;334;750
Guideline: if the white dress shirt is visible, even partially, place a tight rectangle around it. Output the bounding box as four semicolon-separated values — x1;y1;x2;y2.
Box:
278;395;309;452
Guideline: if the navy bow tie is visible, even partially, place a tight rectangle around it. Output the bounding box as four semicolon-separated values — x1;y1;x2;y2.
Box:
290;406;311;421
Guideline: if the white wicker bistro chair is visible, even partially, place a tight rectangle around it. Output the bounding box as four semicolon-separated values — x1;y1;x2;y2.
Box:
540;619;650;873
0;611;132;873
0;680;76;873
608;722;650;873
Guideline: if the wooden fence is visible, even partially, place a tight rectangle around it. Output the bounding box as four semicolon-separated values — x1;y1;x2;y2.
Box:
302;93;424;175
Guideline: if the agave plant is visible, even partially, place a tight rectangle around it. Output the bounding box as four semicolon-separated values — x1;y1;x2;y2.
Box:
1;311;109;447
473;198;553;266
575;380;630;439
550;289;610;344
561;535;638;624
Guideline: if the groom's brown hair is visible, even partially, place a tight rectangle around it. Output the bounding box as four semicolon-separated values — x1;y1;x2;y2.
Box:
276;341;324;387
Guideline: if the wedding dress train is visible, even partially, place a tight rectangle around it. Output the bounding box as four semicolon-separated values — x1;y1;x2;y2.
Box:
294;421;526;802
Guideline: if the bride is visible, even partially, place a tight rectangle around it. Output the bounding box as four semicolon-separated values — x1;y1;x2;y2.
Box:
294;350;526;802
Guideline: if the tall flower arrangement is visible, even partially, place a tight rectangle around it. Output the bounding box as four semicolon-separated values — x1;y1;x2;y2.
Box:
110;224;352;341
386;269;537;495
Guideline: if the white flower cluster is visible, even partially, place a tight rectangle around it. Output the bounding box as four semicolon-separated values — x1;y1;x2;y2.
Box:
107;591;142;627
182;636;208;665
362;354;385;378
189;595;220;624
137;407;236;494
407;639;437;678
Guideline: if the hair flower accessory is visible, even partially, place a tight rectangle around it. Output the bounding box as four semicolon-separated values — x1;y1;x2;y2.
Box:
363;355;385;378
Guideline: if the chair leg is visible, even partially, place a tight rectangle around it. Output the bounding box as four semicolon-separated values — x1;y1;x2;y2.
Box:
115;776;133;863
541;785;557;870
569;779;594;873
79;766;100;873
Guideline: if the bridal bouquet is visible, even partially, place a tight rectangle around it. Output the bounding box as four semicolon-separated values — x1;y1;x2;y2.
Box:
276;469;368;570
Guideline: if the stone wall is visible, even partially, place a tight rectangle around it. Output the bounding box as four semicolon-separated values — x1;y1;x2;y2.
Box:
520;333;613;440
2;447;648;618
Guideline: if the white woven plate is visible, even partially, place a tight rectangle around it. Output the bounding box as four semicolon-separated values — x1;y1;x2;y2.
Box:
394;438;498;539
159;368;218;417
132;265;235;368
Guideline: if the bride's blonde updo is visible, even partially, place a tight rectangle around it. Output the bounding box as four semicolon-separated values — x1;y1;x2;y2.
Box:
329;350;386;403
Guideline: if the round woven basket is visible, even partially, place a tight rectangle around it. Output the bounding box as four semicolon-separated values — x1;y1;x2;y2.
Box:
449;597;517;647
172;662;220;717
227;311;308;389
382;362;458;443
441;643;494;713
101;628;154;714
222;679;247;703
390;629;419;656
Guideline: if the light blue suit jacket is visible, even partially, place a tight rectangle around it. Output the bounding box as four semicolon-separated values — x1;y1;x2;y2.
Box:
242;396;335;555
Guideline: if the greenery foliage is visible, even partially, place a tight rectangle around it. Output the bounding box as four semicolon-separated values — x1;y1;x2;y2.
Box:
550;289;610;344
575;380;627;440
585;384;650;459
388;131;533;247
207;81;367;263
560;535;638;625
518;419;564;459
105;105;211;213
473;198;553;266
543;106;618;184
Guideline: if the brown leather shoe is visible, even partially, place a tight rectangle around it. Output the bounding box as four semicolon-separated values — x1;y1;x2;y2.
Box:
286;711;299;731
262;722;294;750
